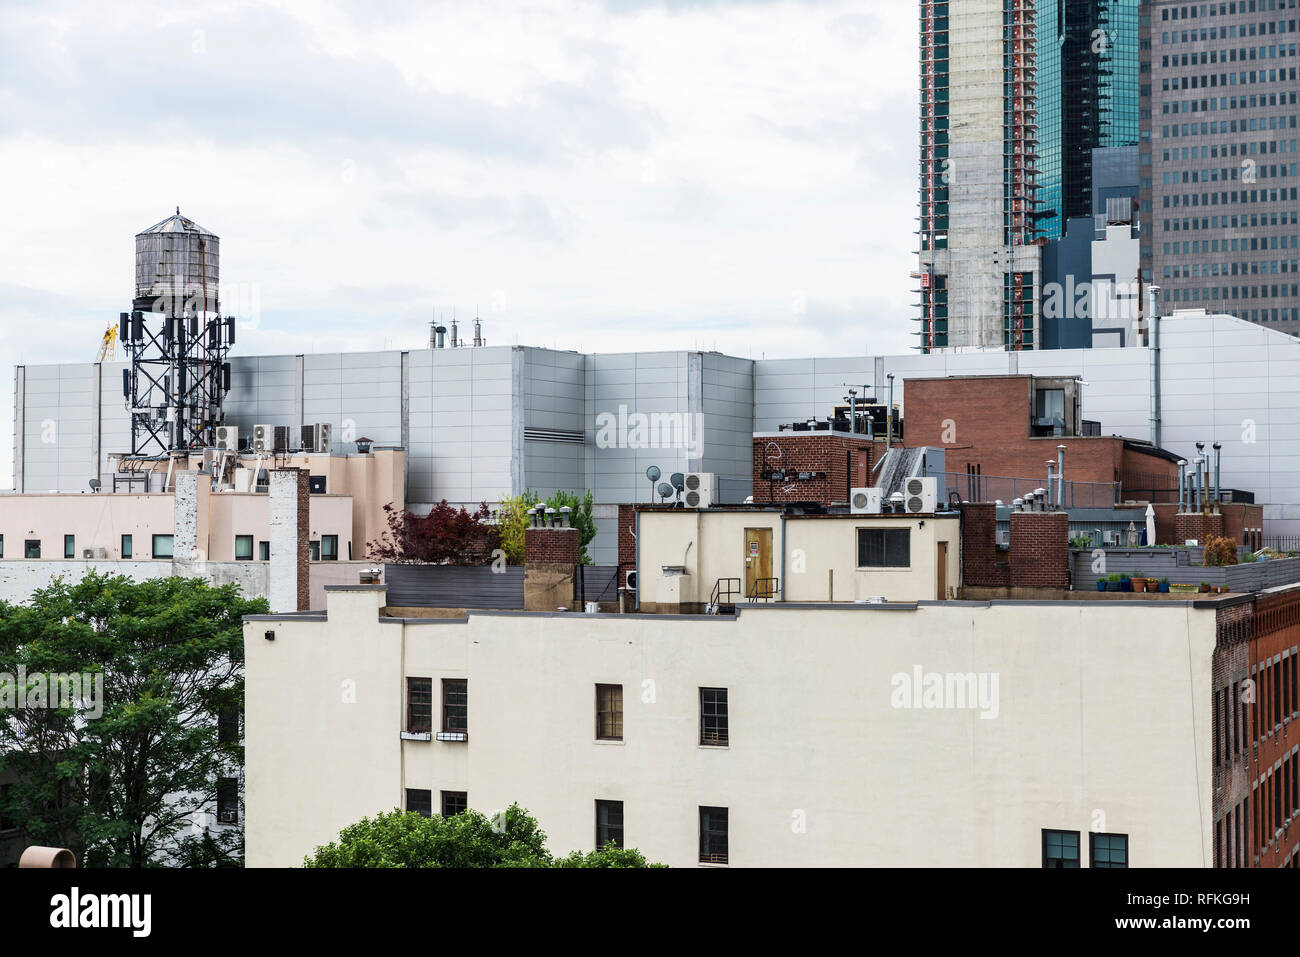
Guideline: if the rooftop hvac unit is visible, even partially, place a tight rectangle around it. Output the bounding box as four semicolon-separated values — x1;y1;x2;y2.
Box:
301;423;333;454
214;425;238;451
850;487;882;515
903;476;937;514
682;472;717;508
252;424;272;452
273;425;291;453
624;569;638;594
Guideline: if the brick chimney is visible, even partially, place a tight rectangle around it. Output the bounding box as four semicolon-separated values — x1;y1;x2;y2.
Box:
269;468;310;613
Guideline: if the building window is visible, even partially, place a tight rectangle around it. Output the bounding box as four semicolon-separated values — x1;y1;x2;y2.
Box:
857;528;911;568
321;535;338;561
442;679;468;733
216;777;239;825
406;677;432;734
699;806;728;864
24;540;40;559
309;540;320;561
258;541;270;561
596;684;623;740
1042;829;1080;868
441;791;467;818
63;534;75;559
120;534;132;559
0;534;4;558
700;687;729;746
1091;832;1129;868
406;788;432;818
235;535;254;561
217;705;239;745
152;534;173;559
596;799;624;850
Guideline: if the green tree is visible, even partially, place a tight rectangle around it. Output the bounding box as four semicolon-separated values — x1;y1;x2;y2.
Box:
0;572;266;867
545;489;597;564
304;805;664;868
496;490;541;565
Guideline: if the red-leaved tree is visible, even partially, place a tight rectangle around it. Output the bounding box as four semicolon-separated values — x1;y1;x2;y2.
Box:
367;501;500;564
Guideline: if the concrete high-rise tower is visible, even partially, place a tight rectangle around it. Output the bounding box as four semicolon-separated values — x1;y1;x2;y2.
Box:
916;0;1043;352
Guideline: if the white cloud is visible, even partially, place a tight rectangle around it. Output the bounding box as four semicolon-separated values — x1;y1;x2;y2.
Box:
0;0;918;488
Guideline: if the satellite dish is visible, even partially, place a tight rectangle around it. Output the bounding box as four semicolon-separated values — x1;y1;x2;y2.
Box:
670;472;685;491
646;465;661;482
657;482;674;499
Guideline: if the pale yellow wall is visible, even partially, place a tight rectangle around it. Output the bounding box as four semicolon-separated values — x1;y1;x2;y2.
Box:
246;592;1216;868
636;510;961;606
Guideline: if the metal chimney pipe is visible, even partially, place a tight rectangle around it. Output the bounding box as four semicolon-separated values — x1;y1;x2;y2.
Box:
1148;285;1162;449
1177;459;1186;511
1056;445;1066;510
847;389;857;435
886;374;895;450
1046;461;1056;509
1213;442;1222;506
1193;457;1203;513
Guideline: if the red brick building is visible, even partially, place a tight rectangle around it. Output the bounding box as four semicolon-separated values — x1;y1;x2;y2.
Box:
751;430;879;506
903;375;1180;499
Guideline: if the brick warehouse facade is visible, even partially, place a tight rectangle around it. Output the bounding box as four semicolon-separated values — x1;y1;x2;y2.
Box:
524;526;580;565
903;375;1180;497
752;431;879;507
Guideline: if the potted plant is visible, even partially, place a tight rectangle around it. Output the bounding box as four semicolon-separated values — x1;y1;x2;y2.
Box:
1106;573;1121;592
1096;576;1107;592
1132;570;1148;592
1119;573;1132;593
1158;577;1170;593
1199;581;1211;593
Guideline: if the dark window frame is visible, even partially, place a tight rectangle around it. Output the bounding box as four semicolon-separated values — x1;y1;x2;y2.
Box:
120;534;132;559
63;534;75;559
406;788;432;818
234;534;254;561
309;540;321;561
406;677;433;734
1090;831;1129;868
700;687;729;746
151;534;173;559
1042;828;1081;868
596;683;623;740
217;704;239;745
258;540;270;561
440;790;467;818
856;527;911;568
596;799;624;850
442;679;468;733
699;805;728;864
24;540;40;559
321;534;339;561
216;777;239;825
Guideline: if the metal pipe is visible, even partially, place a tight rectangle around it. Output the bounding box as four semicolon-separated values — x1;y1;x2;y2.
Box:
1193;457;1203;512
886;374;895;450
847;389;857;435
1148;286;1162;448
1177;459;1186;511
1056;445;1066;510
1046;462;1056;509
1213;442;1222;506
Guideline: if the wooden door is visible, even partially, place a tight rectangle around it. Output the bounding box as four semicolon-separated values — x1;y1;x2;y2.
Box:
936;541;948;600
744;528;773;599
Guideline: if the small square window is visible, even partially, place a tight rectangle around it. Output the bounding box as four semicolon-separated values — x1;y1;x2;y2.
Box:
857;528;911;568
25;540;40;559
63;534;75;559
406;789;432;818
1042;829;1080;868
120;534;132;559
596;684;623;740
596;799;624;850
152;534;173;559
699;806;728;864
1090;832;1129;868
321;535;338;561
258;541;270;561
441;791;467;818
216;777;239;825
235;535;254;561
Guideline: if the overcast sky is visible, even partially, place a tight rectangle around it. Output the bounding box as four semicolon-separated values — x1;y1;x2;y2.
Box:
0;0;918;488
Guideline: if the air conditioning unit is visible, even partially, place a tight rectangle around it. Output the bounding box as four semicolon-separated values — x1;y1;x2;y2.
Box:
850;487;882;514
82;547;108;560
252;424;272;452
903;476;937;514
302;423;333;454
217;811;239;825
214;425;238;451
273;425;291;453
682;472;717;508
624;570;638;594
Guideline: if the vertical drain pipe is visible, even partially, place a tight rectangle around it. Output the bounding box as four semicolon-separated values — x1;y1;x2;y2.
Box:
886;373;895;451
1148;285;1162;449
1177;460;1187;512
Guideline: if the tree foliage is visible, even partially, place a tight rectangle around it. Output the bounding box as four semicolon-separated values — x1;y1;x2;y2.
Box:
304;805;664;868
0;572;265;867
496;489;597;565
1203;534;1239;567
367;500;500;564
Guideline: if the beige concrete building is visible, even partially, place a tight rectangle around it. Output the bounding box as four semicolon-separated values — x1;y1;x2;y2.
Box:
245;584;1216;868
634;508;961;611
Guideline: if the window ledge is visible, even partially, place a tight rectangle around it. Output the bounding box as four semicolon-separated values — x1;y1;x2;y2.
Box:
436;731;469;742
698;861;729;867
698;743;730;750
400;731;432;741
594;738;625;746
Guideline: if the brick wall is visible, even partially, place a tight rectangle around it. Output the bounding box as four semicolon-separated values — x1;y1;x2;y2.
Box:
1212;599;1254;867
1009;512;1069;589
1174;512;1225;546
1245;589;1300;867
1151;503;1262;547
618;504;636;570
525;526;580;565
269;468;310;614
960;503;1009;588
752;432;878;507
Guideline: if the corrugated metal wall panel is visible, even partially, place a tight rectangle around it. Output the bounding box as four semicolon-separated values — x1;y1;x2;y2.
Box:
384;563;524;608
